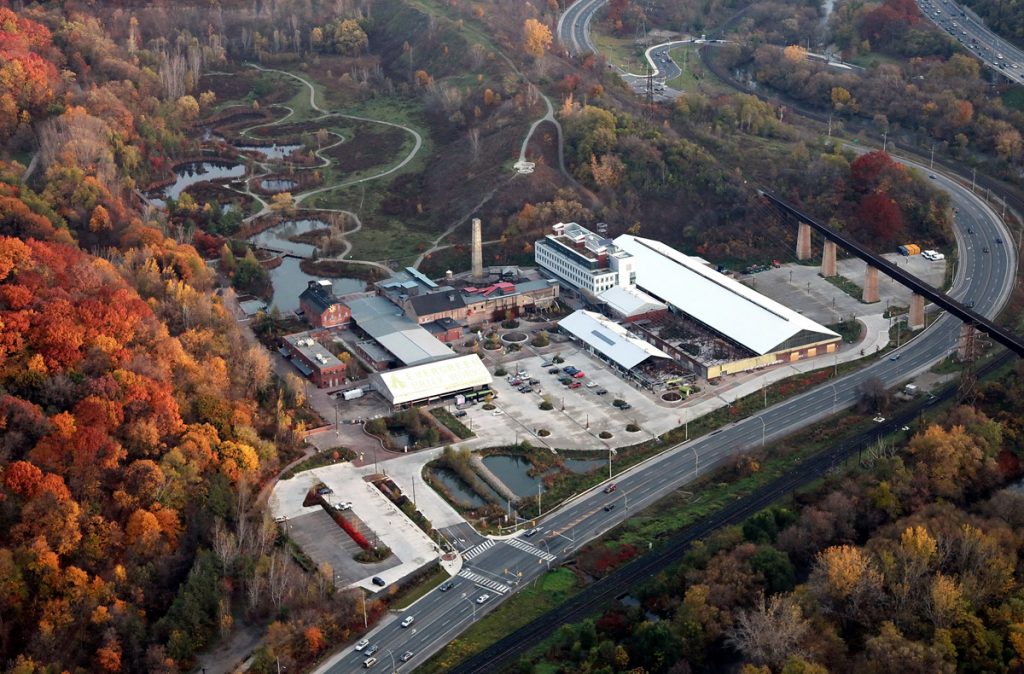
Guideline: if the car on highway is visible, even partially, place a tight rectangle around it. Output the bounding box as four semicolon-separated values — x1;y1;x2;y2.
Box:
477;593;491;604
401;651;414;662
362;657;377;668
439;581;455;592
524;528;539;537
889;353;901;361
983;246;990;254
355;639;370;651
995;237;1003;244
604;483;617;494
604;503;616;512
873;416;886;423
401;616;415;628
365;644;379;656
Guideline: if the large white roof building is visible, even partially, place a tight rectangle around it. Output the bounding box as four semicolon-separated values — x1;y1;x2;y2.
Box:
559;310;673;370
369;354;493;406
613;234;839;357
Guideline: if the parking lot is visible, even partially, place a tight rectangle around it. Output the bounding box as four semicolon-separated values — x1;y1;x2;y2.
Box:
285;509;400;586
457;350;683;451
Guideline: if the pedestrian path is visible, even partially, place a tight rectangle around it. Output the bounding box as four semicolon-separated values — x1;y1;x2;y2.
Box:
462;539;496;561
506;537;557;561
458;569;510;594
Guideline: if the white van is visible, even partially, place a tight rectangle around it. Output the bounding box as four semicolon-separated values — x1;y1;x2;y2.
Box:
363;657;378;668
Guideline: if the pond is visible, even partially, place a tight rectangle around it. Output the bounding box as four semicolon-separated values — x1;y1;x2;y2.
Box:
151;161;245;204
429;468;490;508
247;218;330;257
482;455;544;498
235;143;302;159
261;178;298;192
389;432;412;450
263;256;365;314
563;457;606;474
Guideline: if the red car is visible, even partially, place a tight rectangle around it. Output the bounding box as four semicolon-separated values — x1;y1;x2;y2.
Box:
573;371;586;379
604;483;617;494
568;382;582;389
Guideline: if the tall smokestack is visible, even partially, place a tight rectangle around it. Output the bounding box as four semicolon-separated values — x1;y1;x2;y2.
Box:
471;218;483;280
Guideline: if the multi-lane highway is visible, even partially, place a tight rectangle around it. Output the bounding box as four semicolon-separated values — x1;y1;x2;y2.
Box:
313;9;1017;674
917;0;1024;84
556;0;604;57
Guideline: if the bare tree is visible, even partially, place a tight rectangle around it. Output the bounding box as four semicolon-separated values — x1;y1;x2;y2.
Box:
726;593;810;669
468;127;481;162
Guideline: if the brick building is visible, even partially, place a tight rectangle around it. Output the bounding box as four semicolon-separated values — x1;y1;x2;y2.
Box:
299;280;350;328
281;332;347;388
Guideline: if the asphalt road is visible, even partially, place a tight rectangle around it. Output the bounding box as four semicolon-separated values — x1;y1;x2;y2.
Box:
917;0;1024;85
317;9;1018;674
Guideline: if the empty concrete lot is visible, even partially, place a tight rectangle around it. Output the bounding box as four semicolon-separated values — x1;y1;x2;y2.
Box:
459;350;679;451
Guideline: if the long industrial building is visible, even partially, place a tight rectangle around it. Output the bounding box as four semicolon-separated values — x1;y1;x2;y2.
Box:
613;234;840;378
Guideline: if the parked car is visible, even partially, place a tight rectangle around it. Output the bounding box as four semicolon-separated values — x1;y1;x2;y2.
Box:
568;382;582;389
334;501;353;511
316;486;333;495
586;381;598;388
620;403;632;410
548;368;560;374
372;577;386;587
491;409;504;416
573;371;586;379
510;379;522;386
355;639;370;651
559;377;573;385
604;483;617;494
596;388;608;395
563;366;577;374
528;378;540;385
455;410;468;418
477;593;491;604
401;616;415;628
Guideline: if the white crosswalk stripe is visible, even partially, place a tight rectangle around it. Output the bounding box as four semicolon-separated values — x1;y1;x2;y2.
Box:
506;537;557;561
458;569;509;594
461;539;496;561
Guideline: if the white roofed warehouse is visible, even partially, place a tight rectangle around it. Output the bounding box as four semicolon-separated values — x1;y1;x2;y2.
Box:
558;310;673;374
369;354;493;407
612;235;841;380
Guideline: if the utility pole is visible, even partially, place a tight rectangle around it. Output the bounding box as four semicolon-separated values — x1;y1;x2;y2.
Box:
537;483;542;516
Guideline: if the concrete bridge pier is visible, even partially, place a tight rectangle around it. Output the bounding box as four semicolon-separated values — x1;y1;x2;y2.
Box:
863;265;880;303
909;293;925;330
796;222;812;260
821;240;837;277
